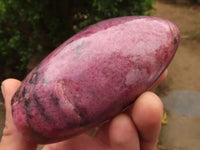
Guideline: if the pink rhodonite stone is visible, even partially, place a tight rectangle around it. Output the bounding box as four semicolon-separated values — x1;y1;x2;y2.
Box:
12;16;180;144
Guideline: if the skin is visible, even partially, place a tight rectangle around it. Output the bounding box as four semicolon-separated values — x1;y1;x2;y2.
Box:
0;70;167;150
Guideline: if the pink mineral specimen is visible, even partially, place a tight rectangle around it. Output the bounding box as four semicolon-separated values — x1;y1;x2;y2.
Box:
12;16;180;144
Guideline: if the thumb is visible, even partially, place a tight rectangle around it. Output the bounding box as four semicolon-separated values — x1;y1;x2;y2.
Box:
0;79;37;150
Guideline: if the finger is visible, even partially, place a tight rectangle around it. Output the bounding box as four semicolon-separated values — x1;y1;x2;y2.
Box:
149;69;168;91
42;114;140;150
0;79;37;150
94;121;110;146
131;91;163;150
109;113;140;150
42;134;104;150
1;79;21;127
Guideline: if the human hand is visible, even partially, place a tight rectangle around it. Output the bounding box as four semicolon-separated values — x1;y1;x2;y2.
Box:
0;70;167;150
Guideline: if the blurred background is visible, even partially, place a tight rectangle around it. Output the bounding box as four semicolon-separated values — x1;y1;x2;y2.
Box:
0;0;200;149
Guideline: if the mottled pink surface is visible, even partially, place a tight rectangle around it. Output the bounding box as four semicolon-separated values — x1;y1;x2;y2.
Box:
12;16;180;144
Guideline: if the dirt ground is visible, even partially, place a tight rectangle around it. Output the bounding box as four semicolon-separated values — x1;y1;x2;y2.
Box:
153;1;200;95
153;2;200;149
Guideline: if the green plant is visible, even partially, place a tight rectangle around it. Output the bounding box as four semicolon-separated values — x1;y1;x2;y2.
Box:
0;0;155;82
74;0;155;31
0;0;70;81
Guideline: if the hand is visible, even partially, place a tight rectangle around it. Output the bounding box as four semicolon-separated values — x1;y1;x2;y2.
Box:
0;70;167;150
